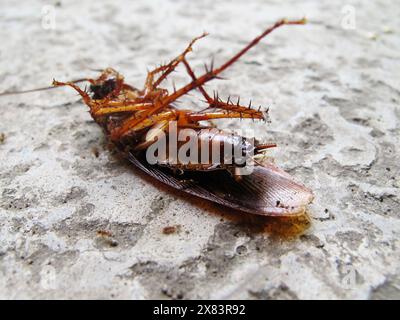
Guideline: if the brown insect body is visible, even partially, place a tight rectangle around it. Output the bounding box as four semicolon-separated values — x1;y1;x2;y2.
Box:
3;19;314;216
75;69;267;172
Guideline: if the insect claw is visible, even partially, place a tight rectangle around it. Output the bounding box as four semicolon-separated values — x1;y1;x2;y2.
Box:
237;96;240;106
248;100;252;109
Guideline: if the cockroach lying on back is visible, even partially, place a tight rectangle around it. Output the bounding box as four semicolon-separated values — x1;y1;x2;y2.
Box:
1;18;313;216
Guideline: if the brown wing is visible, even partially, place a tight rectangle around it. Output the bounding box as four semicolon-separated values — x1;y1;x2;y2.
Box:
126;151;313;216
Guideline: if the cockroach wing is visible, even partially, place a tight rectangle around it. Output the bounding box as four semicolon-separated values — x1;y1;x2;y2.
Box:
127;152;313;216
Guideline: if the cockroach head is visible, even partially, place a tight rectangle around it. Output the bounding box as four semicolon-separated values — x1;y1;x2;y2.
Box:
90;79;116;100
89;68;122;100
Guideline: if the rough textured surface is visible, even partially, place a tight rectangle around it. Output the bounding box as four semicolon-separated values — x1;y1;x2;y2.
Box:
0;0;399;299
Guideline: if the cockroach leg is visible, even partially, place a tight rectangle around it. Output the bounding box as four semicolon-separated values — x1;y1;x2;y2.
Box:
128;110;177;132
111;91;170;140
110;107;176;141
151;33;208;89
52;80;93;106
187;110;264;122
107;19;307;138
144;33;208;94
144;65;169;93
92;103;151;116
182;58;213;103
161;18;306;107
203;93;267;120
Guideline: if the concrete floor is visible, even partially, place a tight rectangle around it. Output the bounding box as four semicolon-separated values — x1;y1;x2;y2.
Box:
0;0;399;299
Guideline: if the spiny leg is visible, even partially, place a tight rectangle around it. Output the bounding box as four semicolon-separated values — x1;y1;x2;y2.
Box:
182;58;213;103
203;92;267;120
144;33;208;93
111;91;167;140
53;79;125;113
52;68;123;105
160;18;306;107
116;80;263;140
181;58;265;116
113;19;305;140
153;33;208;88
110;107;177;141
92;102;153;116
55;68;146;116
53;80;93;106
186;110;265;122
182;59;267;121
144;65;169;93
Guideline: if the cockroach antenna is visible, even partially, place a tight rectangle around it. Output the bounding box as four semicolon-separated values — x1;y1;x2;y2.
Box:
0;78;88;96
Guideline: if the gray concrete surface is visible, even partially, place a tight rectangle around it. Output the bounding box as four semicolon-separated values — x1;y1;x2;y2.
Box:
0;0;399;299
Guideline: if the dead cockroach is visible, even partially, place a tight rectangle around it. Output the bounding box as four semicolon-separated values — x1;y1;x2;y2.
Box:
1;18;313;216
